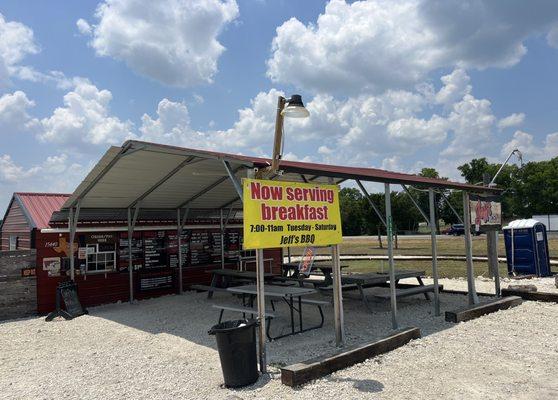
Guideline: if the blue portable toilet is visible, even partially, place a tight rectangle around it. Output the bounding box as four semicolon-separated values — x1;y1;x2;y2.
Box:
503;219;551;277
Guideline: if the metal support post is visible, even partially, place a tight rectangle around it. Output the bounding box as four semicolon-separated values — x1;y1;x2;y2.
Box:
127;206;140;303
463;192;479;305
332;244;345;346
256;248;266;373
287;247;291;263
384;183;398;329
402;184;430;224
428;189;440;316
177;209;183;294
356;180;387;227
487;231;501;296
68;202;80;281
220;209;225;269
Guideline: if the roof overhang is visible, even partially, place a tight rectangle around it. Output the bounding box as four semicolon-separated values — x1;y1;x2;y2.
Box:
61;140;500;211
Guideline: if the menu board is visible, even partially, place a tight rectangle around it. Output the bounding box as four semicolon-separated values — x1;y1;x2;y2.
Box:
118;232;143;271
167;230;190;268
190;231;212;266
143;231;167;269
139;272;174;291
112;227;244;271
224;231;240;261
210;231;223;263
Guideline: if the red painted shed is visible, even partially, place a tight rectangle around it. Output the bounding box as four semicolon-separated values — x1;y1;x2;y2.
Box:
0;193;70;251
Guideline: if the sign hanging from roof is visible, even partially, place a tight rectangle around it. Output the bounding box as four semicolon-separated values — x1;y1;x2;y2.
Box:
242;178;342;249
469;194;502;232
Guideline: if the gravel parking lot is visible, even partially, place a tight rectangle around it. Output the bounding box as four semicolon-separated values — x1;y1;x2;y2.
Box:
1;279;557;399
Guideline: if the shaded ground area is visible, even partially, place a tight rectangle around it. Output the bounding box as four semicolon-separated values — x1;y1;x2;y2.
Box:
1;283;557;399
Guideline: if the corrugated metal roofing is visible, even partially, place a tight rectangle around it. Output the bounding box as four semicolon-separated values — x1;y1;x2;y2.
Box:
62;140;500;210
15;192;70;229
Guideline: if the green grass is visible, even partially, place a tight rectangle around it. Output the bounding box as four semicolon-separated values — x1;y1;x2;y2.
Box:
340;259;509;280
301;235;558;258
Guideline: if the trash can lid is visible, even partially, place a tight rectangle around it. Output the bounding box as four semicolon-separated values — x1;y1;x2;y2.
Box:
208;319;256;335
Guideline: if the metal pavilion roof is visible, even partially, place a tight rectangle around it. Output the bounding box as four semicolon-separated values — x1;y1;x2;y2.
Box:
61;140;499;211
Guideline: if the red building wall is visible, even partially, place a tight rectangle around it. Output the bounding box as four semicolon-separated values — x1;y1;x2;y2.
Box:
35;227;283;314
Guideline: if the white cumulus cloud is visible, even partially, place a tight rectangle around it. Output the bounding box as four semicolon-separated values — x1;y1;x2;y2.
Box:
267;0;558;94
39;79;134;149
498;113;525;130
83;0;239;87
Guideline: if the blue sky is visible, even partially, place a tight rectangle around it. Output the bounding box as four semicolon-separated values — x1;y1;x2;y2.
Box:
1;0;558;211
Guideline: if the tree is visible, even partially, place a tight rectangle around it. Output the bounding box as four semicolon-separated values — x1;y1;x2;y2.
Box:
338;188;365;235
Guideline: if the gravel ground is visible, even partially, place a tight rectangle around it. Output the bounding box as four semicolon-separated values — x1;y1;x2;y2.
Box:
1;281;557;399
423;275;558;294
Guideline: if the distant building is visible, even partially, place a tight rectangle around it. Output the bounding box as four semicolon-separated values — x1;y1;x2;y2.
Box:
531;214;558;232
0;193;70;251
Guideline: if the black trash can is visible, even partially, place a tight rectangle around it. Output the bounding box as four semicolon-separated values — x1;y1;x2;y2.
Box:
208;319;259;388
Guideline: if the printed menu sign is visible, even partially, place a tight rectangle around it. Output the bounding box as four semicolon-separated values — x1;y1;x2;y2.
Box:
143;231;166;269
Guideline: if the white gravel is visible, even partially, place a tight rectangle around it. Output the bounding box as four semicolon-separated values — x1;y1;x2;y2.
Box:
423;275;558;294
1;281;557;399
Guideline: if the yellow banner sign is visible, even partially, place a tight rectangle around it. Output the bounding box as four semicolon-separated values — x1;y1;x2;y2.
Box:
243;178;342;249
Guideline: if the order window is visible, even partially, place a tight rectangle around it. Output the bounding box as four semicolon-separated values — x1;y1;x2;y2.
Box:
86;244;116;273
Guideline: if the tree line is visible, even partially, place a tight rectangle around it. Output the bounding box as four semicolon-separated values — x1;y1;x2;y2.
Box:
339;157;558;235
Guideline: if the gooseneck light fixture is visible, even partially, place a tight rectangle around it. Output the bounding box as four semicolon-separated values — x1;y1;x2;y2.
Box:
269;94;309;174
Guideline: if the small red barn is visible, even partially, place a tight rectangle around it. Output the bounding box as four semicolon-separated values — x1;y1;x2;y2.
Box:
0;193;70;251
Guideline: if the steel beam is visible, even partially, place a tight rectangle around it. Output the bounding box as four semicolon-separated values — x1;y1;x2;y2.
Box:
332;243;345;346
401;184;429;224
463;192;479;305
127;205;140;303
385;183;398;329
356;180;387;227
429;189;440;316
439;191;464;224
223;160;243;199
300;174;309;183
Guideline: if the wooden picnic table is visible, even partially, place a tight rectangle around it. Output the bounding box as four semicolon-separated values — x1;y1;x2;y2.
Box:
339;270;432;312
204;269;277;299
226;284;326;340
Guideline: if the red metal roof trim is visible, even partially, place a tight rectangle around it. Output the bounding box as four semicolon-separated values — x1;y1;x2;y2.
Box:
128;140;500;193
15;192;70;229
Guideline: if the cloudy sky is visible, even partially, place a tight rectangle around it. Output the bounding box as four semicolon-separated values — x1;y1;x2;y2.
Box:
1;0;558;211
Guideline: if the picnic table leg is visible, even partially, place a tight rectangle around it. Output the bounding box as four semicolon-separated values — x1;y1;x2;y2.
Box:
289;296;295;335
298;296;303;331
322;270;333;287
207;273;218;299
416;276;431;300
357;284;374;312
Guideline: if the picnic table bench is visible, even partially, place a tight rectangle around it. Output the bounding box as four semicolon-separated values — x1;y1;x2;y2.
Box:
321;270;436;312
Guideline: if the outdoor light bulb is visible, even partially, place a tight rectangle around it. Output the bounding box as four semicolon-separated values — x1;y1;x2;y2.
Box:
281;94;310;118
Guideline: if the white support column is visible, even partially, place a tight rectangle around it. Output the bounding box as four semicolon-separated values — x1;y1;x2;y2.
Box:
332;243;345;346
177;208;183;294
463;192;479;305
428;189;440;316
256;248;267;373
384;183;398;329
